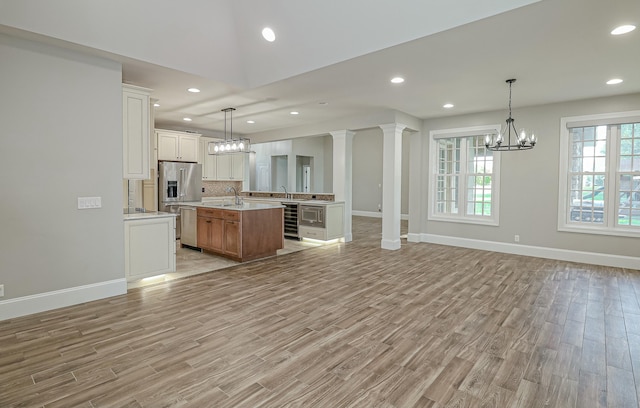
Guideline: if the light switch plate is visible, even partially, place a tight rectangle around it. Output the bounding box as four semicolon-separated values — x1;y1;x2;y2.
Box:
78;197;102;209
0;284;4;297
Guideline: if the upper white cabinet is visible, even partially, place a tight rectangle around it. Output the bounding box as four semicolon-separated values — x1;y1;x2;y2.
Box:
156;129;200;162
123;84;152;179
216;153;245;180
199;138;217;180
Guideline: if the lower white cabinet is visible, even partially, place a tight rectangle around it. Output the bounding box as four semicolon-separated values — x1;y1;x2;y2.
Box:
299;202;344;241
124;216;176;280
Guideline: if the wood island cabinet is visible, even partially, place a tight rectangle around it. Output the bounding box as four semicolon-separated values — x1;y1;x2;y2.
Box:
196;207;283;262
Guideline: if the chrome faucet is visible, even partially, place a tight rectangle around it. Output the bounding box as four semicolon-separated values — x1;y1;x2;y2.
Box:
281;185;290;200
226;186;242;205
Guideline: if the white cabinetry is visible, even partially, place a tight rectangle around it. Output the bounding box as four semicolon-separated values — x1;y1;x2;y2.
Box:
299;202;345;241
124;216;176;281
122;84;152;179
199;138;218;180
216;153;245;180
157;129;200;162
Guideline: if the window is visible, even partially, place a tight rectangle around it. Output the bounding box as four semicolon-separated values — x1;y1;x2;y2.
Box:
429;125;501;225
559;111;640;237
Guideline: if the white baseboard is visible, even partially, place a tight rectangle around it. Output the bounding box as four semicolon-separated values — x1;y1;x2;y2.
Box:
420;233;640;270
352;211;409;220
0;279;127;321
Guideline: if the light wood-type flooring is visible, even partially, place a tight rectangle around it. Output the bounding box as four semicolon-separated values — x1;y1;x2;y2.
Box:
2;216;640;407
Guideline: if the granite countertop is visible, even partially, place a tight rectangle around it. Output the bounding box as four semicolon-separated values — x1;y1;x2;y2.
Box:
123;211;177;221
180;201;285;211
241;197;344;205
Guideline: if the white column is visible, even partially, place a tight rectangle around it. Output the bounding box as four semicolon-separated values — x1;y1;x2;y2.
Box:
379;123;406;250
407;130;423;242
330;130;354;242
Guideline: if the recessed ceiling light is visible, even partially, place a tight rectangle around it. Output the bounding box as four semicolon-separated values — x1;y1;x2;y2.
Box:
262;27;276;42
247;120;255;124
390;77;405;84
443;103;454;109
153;103;160;107
187;88;200;93
606;78;623;85
290;111;299;115
183;117;192;121
611;25;636;35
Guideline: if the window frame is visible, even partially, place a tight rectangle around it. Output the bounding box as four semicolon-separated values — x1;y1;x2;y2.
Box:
428;124;502;226
558;110;640;238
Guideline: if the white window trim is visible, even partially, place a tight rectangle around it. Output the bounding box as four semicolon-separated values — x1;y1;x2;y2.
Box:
428;124;501;226
558;110;640;238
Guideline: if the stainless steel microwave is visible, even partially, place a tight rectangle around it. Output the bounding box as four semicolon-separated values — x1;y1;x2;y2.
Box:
299;205;325;228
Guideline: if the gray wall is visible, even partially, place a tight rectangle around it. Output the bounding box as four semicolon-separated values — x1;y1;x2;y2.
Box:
352;128;410;214
420;93;640;257
0;34;124;299
251;135;333;193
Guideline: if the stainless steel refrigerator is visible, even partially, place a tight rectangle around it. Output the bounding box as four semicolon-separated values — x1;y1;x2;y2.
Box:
158;161;202;239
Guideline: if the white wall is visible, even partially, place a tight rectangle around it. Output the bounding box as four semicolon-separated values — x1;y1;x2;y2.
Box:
0;34;125;317
418;93;640;260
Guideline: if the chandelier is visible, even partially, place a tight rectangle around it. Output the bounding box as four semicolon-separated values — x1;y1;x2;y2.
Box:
209;107;251;155
485;79;537;151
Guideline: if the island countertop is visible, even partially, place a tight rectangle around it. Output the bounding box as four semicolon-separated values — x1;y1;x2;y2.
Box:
123;211;177;221
179;201;285;211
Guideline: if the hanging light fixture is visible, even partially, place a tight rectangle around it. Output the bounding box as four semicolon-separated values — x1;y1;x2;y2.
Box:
485;79;537;151
210;107;251;155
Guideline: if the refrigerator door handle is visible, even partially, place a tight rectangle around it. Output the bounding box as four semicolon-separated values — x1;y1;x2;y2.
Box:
179;168;184;199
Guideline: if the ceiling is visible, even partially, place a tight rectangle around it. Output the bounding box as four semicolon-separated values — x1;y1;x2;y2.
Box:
1;0;639;141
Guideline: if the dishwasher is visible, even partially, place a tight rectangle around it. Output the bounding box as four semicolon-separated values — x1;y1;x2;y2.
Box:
180;207;198;248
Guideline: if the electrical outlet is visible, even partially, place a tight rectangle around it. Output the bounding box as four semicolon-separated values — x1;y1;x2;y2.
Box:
514;235;520;242
0;284;4;297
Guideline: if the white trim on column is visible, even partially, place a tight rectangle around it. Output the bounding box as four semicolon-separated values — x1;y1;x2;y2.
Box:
0;279;127;321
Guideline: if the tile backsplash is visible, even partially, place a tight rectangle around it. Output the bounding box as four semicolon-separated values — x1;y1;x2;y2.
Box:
202;180;243;197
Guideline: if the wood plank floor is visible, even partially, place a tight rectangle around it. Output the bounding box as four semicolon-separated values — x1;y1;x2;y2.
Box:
2;216;640;407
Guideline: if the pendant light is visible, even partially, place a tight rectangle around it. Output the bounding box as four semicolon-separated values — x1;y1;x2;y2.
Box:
210;107;251;155
485;79;538;151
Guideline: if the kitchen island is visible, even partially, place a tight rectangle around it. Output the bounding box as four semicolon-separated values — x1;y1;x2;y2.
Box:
182;202;284;262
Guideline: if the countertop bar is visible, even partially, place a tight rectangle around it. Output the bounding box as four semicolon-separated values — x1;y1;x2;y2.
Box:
123;211;177;221
199;196;343;205
180;201;285;211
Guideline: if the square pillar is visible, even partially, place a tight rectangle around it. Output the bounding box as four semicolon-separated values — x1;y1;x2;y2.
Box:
331;130;354;242
379;123;406;250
